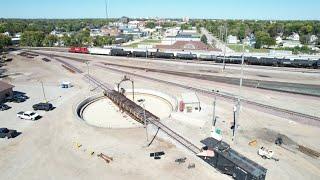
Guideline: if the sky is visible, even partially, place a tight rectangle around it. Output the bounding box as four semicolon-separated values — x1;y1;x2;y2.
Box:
0;0;319;20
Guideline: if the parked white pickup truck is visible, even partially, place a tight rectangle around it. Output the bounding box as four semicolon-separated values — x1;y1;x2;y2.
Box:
17;111;40;120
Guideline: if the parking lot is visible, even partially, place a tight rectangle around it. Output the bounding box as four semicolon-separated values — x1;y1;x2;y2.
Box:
0;83;80;142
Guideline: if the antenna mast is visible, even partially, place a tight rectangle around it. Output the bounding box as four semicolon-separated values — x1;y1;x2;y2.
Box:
105;0;109;19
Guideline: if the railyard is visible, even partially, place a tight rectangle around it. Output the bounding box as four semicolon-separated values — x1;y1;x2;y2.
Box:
0;49;320;180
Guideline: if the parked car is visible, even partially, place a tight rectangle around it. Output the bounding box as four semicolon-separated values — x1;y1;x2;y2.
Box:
5;94;28;103
0;104;11;111
33;103;53;111
17;111;40;120
0;128;19;139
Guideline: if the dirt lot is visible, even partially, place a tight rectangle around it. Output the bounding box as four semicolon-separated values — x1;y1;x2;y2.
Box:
0;52;229;180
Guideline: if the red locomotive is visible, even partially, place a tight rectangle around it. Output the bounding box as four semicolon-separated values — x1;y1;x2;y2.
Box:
69;47;89;54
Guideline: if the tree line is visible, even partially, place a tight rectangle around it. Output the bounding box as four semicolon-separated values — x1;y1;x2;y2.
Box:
194;20;320;48
19;29;115;47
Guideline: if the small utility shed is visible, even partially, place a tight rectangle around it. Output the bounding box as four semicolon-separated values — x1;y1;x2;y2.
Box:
180;92;201;113
0;80;14;103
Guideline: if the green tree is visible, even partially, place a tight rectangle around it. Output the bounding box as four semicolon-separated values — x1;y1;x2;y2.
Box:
20;31;45;47
146;21;156;29
238;24;247;40
201;35;208;44
0;34;12;49
255;31;275;48
43;34;58;47
60;34;72;46
93;36;115;47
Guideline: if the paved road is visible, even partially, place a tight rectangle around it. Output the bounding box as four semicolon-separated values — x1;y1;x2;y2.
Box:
201;27;234;53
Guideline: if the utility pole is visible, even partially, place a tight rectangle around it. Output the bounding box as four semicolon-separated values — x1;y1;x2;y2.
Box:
146;46;148;59
222;23;227;72
41;81;47;103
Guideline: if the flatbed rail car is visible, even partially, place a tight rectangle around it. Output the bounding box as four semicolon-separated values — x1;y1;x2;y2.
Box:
200;137;267;180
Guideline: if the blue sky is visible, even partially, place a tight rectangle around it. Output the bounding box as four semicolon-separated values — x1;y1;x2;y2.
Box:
0;0;319;20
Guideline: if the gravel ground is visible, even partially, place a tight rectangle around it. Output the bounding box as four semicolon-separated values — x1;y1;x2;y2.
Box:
0;53;229;180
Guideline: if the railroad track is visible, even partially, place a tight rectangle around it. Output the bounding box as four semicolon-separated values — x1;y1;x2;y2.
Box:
99;62;320;97
95;64;320;127
32;51;320;126
25;48;320;73
34;51;202;154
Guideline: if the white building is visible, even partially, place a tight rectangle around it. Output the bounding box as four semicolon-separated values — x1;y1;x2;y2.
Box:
276;36;283;44
89;29;103;37
287;32;300;41
282;40;302;48
183;16;190;23
180;92;201;113
310;35;318;44
227;35;238;44
2;32;10;36
128;21;140;28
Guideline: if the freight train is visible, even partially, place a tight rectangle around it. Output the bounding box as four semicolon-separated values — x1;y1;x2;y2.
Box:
68;47;320;69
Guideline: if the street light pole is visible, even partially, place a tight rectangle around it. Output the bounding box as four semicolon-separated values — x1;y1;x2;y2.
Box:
41;81;47;103
212;90;218;127
233;38;245;144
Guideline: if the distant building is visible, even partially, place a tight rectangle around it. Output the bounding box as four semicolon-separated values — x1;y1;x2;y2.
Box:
182;17;190;23
0;81;14;103
276;36;283;44
90;28;103;37
2;32;10;36
227;35;238;44
120;16;130;24
101;26;121;36
180;92;201;113
243;34;256;47
287;32;300;41
50;30;64;37
156;41;219;51
310;35;318;44
282;40;302;48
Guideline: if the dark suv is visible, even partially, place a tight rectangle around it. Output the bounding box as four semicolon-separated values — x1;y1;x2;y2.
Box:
0;104;11;111
0;128;19;139
32;103;53;111
5;94;28;103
